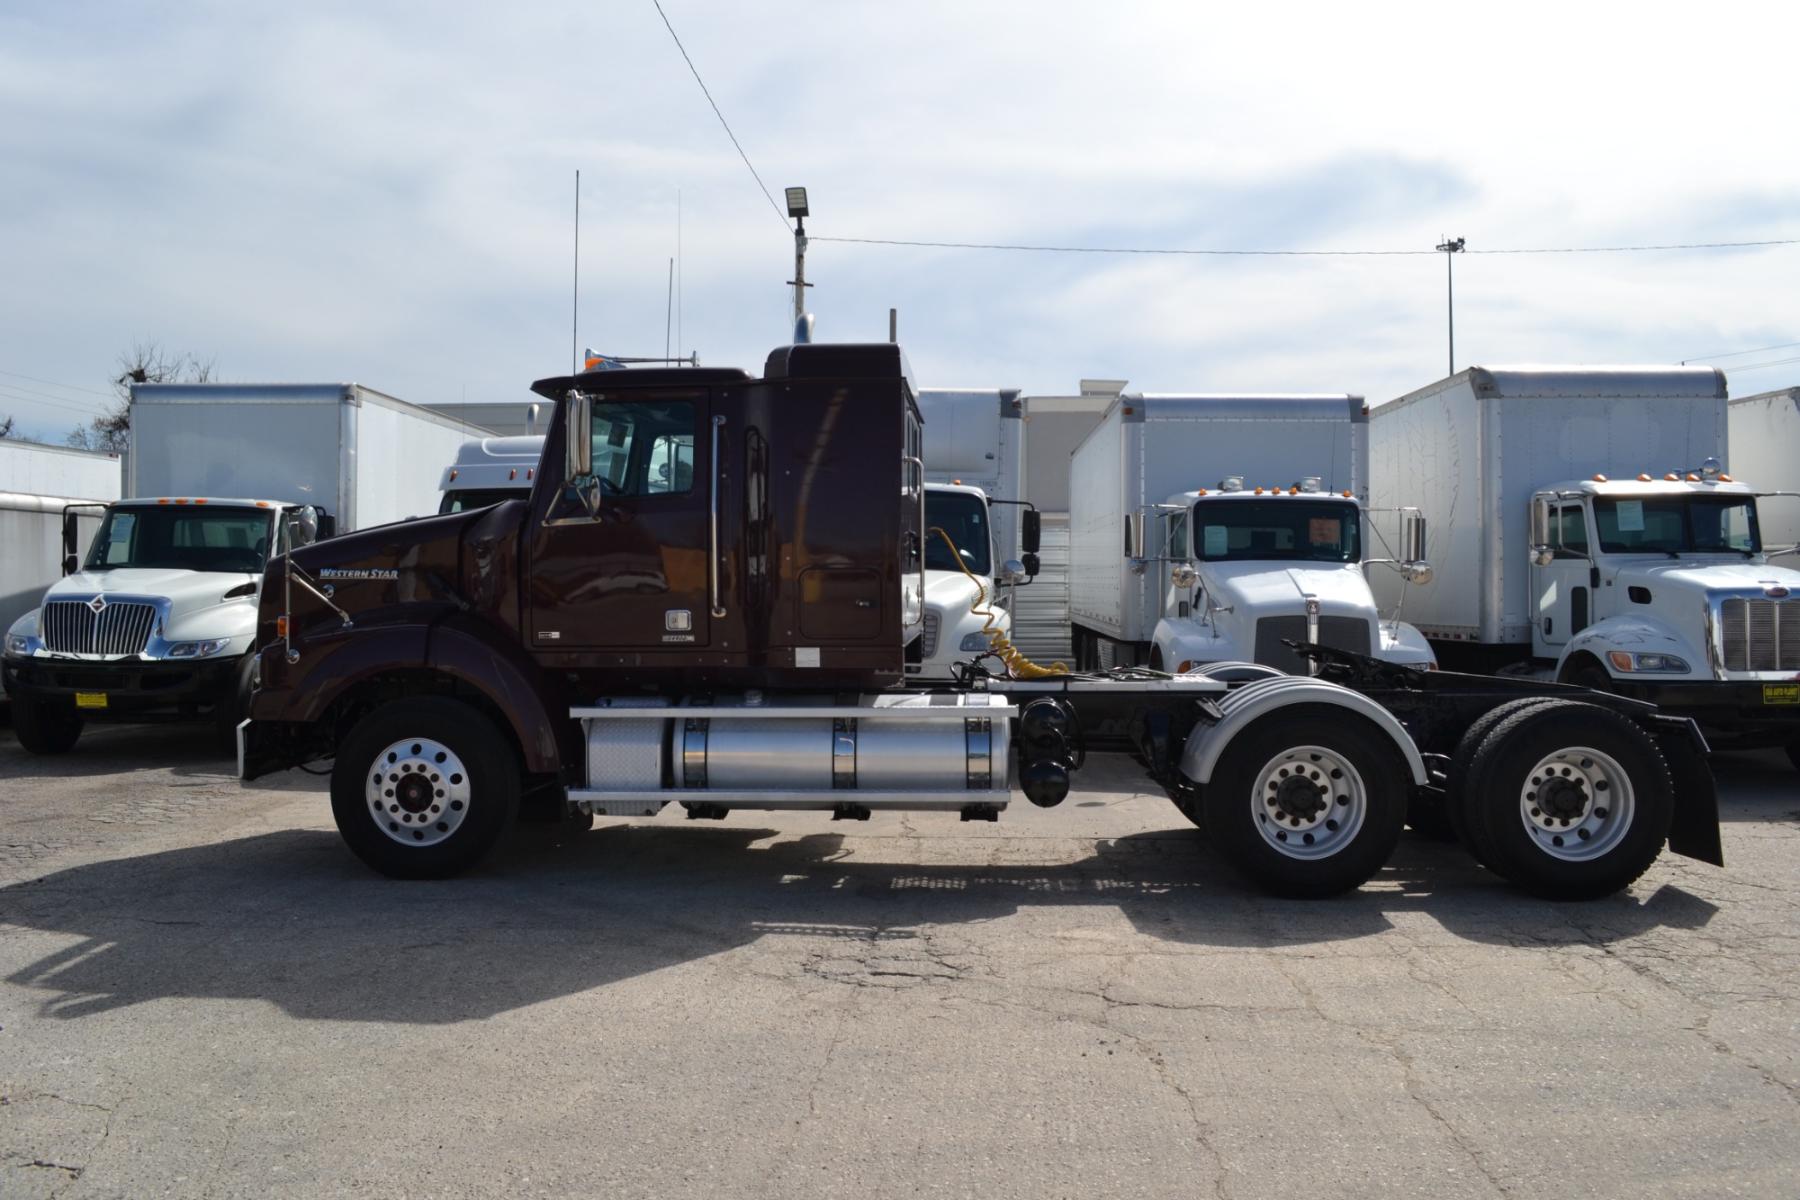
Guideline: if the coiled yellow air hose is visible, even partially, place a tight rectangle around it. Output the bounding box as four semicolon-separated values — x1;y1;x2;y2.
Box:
928;526;1070;678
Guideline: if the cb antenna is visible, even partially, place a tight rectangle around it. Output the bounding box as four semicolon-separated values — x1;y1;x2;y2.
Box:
572;169;581;375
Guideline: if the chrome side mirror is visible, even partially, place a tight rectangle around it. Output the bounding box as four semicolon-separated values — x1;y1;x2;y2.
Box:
1402;560;1435;585
1170;563;1199;589
1125;512;1145;558
289;506;321;548
1532;547;1555;567
565;389;592;480
998;559;1028;586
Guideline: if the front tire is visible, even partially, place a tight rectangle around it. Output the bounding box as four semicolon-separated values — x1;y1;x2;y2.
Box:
1200;709;1408;898
13;695;83;754
1460;701;1673;900
330;697;521;879
1785;738;1800;774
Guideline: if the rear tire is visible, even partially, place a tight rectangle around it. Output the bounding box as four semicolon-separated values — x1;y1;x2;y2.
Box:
13;695;83;754
1460;701;1673;900
1444;697;1564;860
1200;709;1408;898
330;697;521;879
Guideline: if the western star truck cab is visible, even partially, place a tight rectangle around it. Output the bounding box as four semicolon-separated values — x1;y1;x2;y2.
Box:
4;497;326;752
237;342;1723;902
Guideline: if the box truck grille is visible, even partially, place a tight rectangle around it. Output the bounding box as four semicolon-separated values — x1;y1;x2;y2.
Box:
920;610;941;658
42;600;157;657
1254;616;1371;674
1720;599;1800;671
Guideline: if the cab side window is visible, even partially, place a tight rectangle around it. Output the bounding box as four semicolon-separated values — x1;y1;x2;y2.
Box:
1554;505;1589;558
589;401;697;497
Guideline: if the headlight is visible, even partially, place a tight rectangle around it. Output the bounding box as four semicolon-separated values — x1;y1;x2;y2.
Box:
167;639;234;659
4;633;31;656
1606;651;1689;673
959;631;992;653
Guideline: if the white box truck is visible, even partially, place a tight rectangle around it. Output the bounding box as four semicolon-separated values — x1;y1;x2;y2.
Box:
1068;394;1434;675
1369;366;1800;765
0;439;122;701
3;383;488;754
909;388;1041;680
1727;386;1800;553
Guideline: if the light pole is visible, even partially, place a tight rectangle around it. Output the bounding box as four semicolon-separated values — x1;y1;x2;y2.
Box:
785;186;811;327
1436;236;1465;376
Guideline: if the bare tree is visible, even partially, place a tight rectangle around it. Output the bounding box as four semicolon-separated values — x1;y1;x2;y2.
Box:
68;343;216;452
0;414;15;439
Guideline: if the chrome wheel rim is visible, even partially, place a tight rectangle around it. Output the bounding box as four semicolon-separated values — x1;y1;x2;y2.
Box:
1518;746;1635;862
366;738;470;848
1251;745;1367;860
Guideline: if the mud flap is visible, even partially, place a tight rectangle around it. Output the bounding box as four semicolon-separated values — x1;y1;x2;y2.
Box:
1654;719;1723;866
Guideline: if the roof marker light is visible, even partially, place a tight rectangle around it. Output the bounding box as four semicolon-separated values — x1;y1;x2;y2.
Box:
1637;473;1652;482
1685;473;1700;482
175;497;190;504
1342;490;1353;498
195;498;207;505
255;501;270;508
1720;474;1734;482
1592;474;1608;482
1664;473;1679;481
158;498;170;504
1254;486;1264;495
448;469;459;481
527;468;534;480
1289;486;1300;495
508;468;517;480
1196;488;1208;496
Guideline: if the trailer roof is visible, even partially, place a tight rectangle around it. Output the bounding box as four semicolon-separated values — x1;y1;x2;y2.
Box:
1728;385;1800;406
1116;393;1364;423
1379;365;1728;412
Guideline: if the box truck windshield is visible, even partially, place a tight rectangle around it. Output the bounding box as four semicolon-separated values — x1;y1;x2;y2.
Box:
1194;500;1360;564
1593;496;1759;555
925;490;992;574
85;507;273;573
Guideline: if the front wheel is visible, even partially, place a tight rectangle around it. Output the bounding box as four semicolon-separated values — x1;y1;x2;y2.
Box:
1785;738;1800;774
330;697;521;879
1460;701;1673;900
12;695;83;754
1199;709;1408;898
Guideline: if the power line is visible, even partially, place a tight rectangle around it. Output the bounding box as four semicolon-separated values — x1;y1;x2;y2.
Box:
0;367;114;399
811;234;1800;258
1682;339;1800;364
0;382;109;417
648;0;790;231
1725;354;1800;374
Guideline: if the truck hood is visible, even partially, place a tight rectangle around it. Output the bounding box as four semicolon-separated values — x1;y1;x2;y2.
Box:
1612;559;1800;598
44;567;260;623
924;569;996;613
1203;562;1376;620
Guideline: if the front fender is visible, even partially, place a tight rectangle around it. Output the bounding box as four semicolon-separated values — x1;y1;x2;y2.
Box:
1561;614;1710;681
426;616;568;774
1152;619;1235;671
1179;675;1429;787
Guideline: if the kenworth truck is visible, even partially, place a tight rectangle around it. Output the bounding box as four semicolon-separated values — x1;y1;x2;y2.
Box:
1370;366;1800;766
237;343;1722;900
1068;393;1435;674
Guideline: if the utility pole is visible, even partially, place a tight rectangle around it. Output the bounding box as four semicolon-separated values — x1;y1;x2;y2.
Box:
1436;236;1465;376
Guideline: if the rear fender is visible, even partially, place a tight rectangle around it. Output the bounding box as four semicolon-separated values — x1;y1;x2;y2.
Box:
1180;675;1429;787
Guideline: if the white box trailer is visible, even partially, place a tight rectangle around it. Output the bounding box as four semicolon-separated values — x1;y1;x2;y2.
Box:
0;440;122;700
129;383;489;529
1067;393;1432;673
1727;386;1800;551
1370;366;1800;760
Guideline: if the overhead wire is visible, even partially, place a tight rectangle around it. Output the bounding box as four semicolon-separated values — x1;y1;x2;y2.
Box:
810;234;1800;258
647;0;791;232
1682;339;1800;363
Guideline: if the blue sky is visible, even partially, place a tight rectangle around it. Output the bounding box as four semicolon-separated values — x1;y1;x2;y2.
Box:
3;0;1797;444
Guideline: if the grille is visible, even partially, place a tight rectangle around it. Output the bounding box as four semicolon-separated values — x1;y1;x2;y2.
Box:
920;609;941;658
1720;599;1800;672
1254;615;1371;674
42;599;158;657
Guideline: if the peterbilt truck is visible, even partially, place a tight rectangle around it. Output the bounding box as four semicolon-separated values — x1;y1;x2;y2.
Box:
1068;393;1435;674
238;342;1722;901
1370;366;1800;767
2;383;477;753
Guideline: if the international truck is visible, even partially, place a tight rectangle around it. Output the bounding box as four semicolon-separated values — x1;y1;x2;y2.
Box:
1067;393;1435;675
439;435;547;514
1369;366;1800;768
1727;386;1800;554
0;439;121;702
236;341;1722;902
2;383;484;753
909;389;1036;681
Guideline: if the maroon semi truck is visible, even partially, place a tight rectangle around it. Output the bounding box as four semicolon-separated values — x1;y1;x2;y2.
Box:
239;342;1722;899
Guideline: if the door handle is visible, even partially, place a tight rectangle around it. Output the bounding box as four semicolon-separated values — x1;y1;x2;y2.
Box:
710;415;727;618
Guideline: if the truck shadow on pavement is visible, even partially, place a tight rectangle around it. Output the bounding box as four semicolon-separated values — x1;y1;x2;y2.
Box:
0;822;1720;1025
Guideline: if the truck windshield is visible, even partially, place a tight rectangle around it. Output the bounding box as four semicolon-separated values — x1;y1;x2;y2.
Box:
83;506;274;574
1191;499;1360;564
925;491;992;575
439;488;529;515
1593;495;1760;554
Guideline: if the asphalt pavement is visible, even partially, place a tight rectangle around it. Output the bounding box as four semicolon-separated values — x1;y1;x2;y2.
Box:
2;717;1797;1198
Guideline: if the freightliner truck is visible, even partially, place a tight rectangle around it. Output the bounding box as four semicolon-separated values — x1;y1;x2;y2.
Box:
238;343;1722;900
1369;366;1800;768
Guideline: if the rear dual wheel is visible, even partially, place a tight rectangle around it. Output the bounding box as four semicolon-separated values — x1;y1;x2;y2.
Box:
330;697;520;879
1454;701;1672;900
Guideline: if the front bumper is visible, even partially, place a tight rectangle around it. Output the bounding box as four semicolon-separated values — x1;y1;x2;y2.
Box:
1610;678;1800;743
2;652;241;719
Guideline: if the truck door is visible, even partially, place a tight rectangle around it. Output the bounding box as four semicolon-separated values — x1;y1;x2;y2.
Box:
1531;500;1593;656
526;389;721;652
